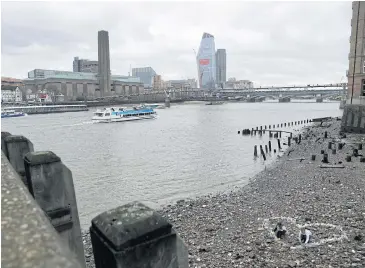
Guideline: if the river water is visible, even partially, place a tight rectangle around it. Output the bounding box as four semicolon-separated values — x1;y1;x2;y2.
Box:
2;101;343;229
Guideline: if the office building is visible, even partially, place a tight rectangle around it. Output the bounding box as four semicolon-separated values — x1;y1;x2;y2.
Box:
153;75;163;90
341;1;365;133
132;67;156;88
73;57;98;73
1;85;23;102
98;30;111;96
196;33;216;89
216;49;226;86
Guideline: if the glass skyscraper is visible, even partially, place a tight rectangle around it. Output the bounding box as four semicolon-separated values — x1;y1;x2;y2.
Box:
196;33;216;89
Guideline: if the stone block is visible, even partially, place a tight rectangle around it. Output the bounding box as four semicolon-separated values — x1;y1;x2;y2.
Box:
90;201;188;268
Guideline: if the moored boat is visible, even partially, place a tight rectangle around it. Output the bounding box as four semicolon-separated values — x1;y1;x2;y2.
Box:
92;106;157;123
1;110;27;118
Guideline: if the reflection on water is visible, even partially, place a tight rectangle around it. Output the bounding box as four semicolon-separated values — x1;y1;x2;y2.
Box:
2;101;342;228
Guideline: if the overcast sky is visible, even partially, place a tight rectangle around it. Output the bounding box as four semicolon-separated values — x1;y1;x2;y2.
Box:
1;1;351;86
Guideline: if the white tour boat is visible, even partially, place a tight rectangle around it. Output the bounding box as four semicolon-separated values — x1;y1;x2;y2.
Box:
92;106;157;123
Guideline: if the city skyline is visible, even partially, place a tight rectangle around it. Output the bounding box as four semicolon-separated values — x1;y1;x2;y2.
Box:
2;2;351;86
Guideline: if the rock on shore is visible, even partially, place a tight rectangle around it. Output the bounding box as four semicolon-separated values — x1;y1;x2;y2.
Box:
83;119;365;267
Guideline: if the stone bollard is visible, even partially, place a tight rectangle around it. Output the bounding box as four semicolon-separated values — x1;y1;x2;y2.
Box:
346;155;352;162
332;149;336;155
1;131;12;159
269;141;272;151
4;135;34;186
311;155;316;161
322;153;329;163
254;145;258;157
328;142;332;149
90;202;188;268
24;151;86;267
277;139;282;150
359;144;363;150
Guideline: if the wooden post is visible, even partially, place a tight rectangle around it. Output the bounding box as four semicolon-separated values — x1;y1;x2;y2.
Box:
260;145;266;161
311;155;316;161
346;155;352;162
254;145;258;157
324;131;328;138
24;151;86;267
288;137;291;146
268;141;272;151
322;153;329;163
4;135;34;186
90;202;188;268
338;143;344;150
265;145;268;153
332;149;336;154
298;134;302;143
277;139;282;150
359;144;363;150
328;142;332;149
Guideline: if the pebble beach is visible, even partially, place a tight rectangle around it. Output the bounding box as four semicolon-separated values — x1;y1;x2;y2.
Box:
83;118;365;268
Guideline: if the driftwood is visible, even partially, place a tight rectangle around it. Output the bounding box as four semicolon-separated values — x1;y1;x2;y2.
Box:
319;164;345;169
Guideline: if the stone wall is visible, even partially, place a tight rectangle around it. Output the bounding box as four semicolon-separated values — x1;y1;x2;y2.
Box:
341;104;365;133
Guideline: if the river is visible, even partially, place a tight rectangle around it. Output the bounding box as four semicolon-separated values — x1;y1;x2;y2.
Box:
2;101;343;229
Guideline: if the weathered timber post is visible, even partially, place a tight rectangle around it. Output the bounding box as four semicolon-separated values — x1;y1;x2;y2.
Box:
260;145;266;160
265;145;268;153
254;145;258;157
23;151;86;267
288;137;291;146
298;134;302;143
311;155;316;161
90;201;189;268
277;139;282;150
4;135;34;186
268;141;272;151
322;153;329;163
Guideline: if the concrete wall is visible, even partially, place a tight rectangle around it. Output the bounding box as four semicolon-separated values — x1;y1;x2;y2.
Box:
22;78;144;101
347;1;365;101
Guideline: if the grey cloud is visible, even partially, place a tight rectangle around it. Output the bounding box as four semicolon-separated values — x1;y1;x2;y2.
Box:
1;1;352;86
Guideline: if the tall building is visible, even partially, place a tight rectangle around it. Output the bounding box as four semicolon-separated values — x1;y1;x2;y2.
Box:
73;57;98;73
341;1;365;133
216;49;226;86
98;30;111;96
196;32;216;89
153;75;163;90
132;67;156;88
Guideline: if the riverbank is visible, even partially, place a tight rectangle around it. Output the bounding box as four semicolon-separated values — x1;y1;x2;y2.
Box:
83;118;365;267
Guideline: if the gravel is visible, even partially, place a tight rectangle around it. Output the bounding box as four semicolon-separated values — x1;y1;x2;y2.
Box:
83;118;365;268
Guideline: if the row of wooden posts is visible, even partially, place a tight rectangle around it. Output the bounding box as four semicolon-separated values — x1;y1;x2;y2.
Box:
238;119;313;135
1;132;188;268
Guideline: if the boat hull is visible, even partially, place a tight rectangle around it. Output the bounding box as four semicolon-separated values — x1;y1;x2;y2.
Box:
1;113;26;118
92;114;157;123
